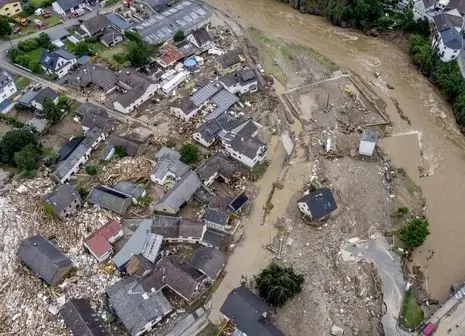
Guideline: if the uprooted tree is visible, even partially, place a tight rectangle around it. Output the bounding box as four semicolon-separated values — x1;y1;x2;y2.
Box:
400;217;430;249
255;263;304;308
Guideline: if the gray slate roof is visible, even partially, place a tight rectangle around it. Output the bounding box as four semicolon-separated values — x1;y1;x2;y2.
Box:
33;87;59;106
190;247;226;280
151;155;190;182
87;186;132;215
297;187;337;220
101;27;122;45
221;286;285;336
40;49;75;72
157;171;202;213
155;146;181;160
114;181;145;198
107;135;142;156
206;89;238;120
105;12;133;31
440;27;463;49
446;0;465;14
218;50;241;68
115;70;156;108
82;111;114;133
433;11;464;30
45;184;80;214
204;208;230;226
55;0;82;12
151;215;181;238
16;235;72;285
191;27;211;47
60;299;108;336
190;82;222;107
219;69;256;88
171;96;198;115
196;152;236;182
63;65;117;91
202;228;225;249
179;218;205;239
82;15;110;36
107;277;172;336
75;102;107;117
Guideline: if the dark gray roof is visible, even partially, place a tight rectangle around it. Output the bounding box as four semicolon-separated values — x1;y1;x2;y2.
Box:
60;299;108;336
155;147;181;160
422;0;436;9
297;187;337;220
229;135;266;160
196;152;236;182
204;208;230;226
202;228;225;249
116;70;156;108
229;193;248;211
108;135;142;156
190;247;226;280
157;171;202;213
81;111;114;133
179;218;205;239
219;69;256;88
16;235;72;285
433;12;463;30
206;89;239;120
63;65;117;91
87;186;132;215
101;27;123;45
126;255;154;277
440;27;463;50
33;87;59;106
221;286;285;336
171;97;197;115
107;277;172;336
47;28;69;42
218;50;241;68
105;12;133;31
76;102;107;117
17;91;38;107
55;0;82;12
195;119;221;143
58;136;84;161
114;181;145;198
151;154;190;182
191;28;211;47
45;184;80;214
82;15;110;36
176;40;199;58
446;0;465;14
151;215;181;238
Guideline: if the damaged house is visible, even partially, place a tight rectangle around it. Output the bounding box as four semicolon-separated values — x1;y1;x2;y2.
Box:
148;215;205;244
186;27;212;51
218;69;258;95
297;187;337;221
190;246;226;282
83;219;123;262
150;147;189;185
215;49;242;75
44;184;81;220
87;186;133;215
100;134;142;161
195;152;236;187
60;299;108;336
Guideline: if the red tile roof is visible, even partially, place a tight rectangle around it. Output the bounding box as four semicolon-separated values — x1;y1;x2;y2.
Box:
83;219;122;259
159;44;184;67
99;219;122;241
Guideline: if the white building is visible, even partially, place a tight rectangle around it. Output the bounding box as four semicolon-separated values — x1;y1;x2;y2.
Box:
359;129;378;156
39;49;77;78
52;0;84;16
161;72;188;97
432;10;464;61
218;69;258;95
0;69;17;103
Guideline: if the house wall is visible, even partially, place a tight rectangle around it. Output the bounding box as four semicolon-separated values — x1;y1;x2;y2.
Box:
113;83;158;114
222;80;258;95
0;81;17;103
150;171;177;185
432;33;460;62
0;1;21;16
223;142;267;168
298;201;312;218
50;263;73;286
192;132;215;147
107;229;124;244
205;220;227;232
101;34;123;47
170;105;200;121
153;203;177;215
216;61;242;76
50;57;76;78
32;96;59;111
57;197;81;220
203;171;218;187
135;310;171;336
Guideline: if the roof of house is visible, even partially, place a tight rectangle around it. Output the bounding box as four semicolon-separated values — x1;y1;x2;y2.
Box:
156;256;205;301
45;184;80;215
422;0;436;9
440;27;463;50
17;91;38;107
101;27;123;45
75;102;107;117
155;146;181;160
105;12;133;31
229;135;266;160
114;181;145;198
126;255;154;277
206;89;239;120
297;187;337;220
63;64;117;91
190;81;222;107
202;228;225;249
83;219;122;259
179;218;205;239
55;0;82;12
33;87;60;106
107;134;142;156
0;69;13;91
60;299;108;336
229;192;248;212
220;286;285;336
82;15;110;36
82;111;114;133
47;28;69;42
115;70;156;109
151;215;180;238
433;11;463;30
204;208;230;226
196;152;236;182
209;195;234;210
176;40;199;58
446;0;465;14
191;28;211;47
218;50;241;68
361;129;378;143
219;69;257;88
157;171;202;213
194;185;215;205
158;43;184;67
87;186;132;215
170;96;198;115
58;136;84;161
107;277;172;336
190;247;226;280
16;235;72;285
151;154;190;182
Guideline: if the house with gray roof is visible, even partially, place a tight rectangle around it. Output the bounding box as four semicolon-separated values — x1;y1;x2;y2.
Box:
52;0;85;16
201;228;225;249
44;184;81;220
75;102;107;118
53;127;106;184
17;235;73;286
221;286;285;336
186;27;212;51
60;299;108;336
151;148;190;185
112;219;163;269
81;110;115;135
297;187;337;221
0;69;16;104
169;96;200;121
114;181;146;204
40;49;76;78
80;15;110;37
216;50;242;75
126;255;154;277
107;277;172;336
203;208;230;232
154;171;202;214
105;12;133;32
190;247;226;281
219;69;258;95
62;64;117;92
432;9;464;61
196;152;236;187
100;27;124;48
100;134;142;161
87;186;133;215
31;87;60;111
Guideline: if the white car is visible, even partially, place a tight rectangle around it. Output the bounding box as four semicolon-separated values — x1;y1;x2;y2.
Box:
257;64;265;74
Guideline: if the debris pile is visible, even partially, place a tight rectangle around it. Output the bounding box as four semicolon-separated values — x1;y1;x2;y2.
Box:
99;156;153;185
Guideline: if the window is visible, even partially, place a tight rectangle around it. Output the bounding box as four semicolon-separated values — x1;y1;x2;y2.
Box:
13;3;18;7
4;7;9;11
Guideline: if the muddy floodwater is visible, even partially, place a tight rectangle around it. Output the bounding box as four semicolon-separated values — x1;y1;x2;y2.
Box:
206;0;465;299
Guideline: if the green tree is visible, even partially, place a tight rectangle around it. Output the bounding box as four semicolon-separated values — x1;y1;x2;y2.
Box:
18;39;39;52
409;34;434;75
431;60;464;100
23;3;36;15
43;203;54;216
85;165;98;175
124;31;143;43
179;143;199;164
0;129;38;163
13;144;39;171
127;40;151;67
77;187;89;199
114;145;127;158
37;32;51;48
74;41;90;57
43;148;58;167
173;30;185;42
43;97;62;124
113;53;127;64
255;263;304;308
0;15;12;38
29;60;42;73
14;55;31;67
8;48;23;62
400;217;430;249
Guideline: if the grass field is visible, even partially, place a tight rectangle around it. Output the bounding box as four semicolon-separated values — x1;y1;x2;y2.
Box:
10;14;61;38
28;0;51;7
14;76;29;89
25;47;44;62
100;42;127;58
400;291;424;329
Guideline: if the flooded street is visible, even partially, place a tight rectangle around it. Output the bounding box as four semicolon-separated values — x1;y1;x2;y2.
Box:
205;0;465;299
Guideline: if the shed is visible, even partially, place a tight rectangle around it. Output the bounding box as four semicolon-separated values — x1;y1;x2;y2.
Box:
359;130;378;156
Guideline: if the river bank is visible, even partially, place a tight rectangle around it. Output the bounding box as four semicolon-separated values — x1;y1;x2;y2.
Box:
205;0;465;304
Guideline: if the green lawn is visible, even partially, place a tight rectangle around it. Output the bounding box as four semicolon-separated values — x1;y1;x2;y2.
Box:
105;0;120;6
10;14;61;39
25;47;44;62
100;42;127;59
198;323;219;336
15;76;29;89
28;0;51;7
400;291;424;329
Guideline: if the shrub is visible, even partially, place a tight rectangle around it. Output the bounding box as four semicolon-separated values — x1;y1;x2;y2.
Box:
179;143;199;164
85;165;98;175
112;53;127;64
173;30;185;42
14;144;39;171
18;39;39;52
397;206;410;216
43;203;54;216
114;145;127;158
0;129;38;164
400;217;430;249
77;187;89;199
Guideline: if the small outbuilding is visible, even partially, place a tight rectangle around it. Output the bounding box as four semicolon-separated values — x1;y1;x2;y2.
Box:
359;129;378;156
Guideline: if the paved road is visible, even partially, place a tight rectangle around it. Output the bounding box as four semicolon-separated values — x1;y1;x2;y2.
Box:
343;234;411;336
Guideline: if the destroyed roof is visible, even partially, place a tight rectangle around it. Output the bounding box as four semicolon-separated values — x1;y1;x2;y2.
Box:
297;187;337;220
81;111;114;133
433;11;464;30
196;152;236;181
33;87;59;105
440;27;463;49
204;208;230;226
75;102;108;117
155;146;181;160
105;12;133;31
114;181;145;198
361;129;378;143
209;195;234;210
219;69;256;88
176;40;199;58
190;27;211;47
101;27;123;45
116;70;156;108
190;247;226;280
179;218;205;239
112;220;163;268
126;255;154;277
171;96;198;114
220;286;285;336
190;82;222;107
83;220;122;260
45;184;80;214
63;64;117;91
55;0;82;12
218;50;241;68
16;235;72;285
202;228;225;249
206;89;238;120
158;43;184;67
156;256;205;301
157;171;202;212
193;185;215;205
87;186;132;215
229;192;248;212
40;49;75;71
107;277;172;336
60;299;108;336
81;15;110;36
107;134;142;156
151;154;190;182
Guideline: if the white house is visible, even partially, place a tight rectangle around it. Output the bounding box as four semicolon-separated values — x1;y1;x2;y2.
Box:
0;69;17;103
169;97;201;121
52;0;84;16
218;69;258;95
31;87;60;111
359;129;378;156
431;10;464;61
40;49;77;78
186;27;213;52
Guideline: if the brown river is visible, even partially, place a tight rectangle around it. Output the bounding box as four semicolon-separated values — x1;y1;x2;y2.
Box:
206;0;465;300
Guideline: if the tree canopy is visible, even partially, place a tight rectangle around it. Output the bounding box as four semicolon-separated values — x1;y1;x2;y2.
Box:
179;143;199;164
74;41;90;57
127;40;152;67
0;15;12;38
400;218;430;249
0;129;39;164
14;144;39;171
173;30;185;42
255;263;304;308
43;97;62;124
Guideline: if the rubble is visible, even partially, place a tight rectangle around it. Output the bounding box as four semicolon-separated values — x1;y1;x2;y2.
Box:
99;156;154;185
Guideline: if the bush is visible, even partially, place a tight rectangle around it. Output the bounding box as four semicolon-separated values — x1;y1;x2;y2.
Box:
15;54;31;67
74;41;90;57
37;32;51;48
29;60;42;73
113;53;127;64
43;97;62;124
397;206;410;216
114;145;127;158
23;3;36;16
14;144;39;171
0;129;38;164
0;114;24;127
8;48;24;62
179;143;199;164
18;39;39;52
400;217;430;249
173;30;185;42
85;165;98;175
77;187;89;199
43;148;58;167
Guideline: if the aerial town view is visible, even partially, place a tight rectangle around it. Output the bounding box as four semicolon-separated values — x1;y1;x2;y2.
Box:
2;0;465;335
